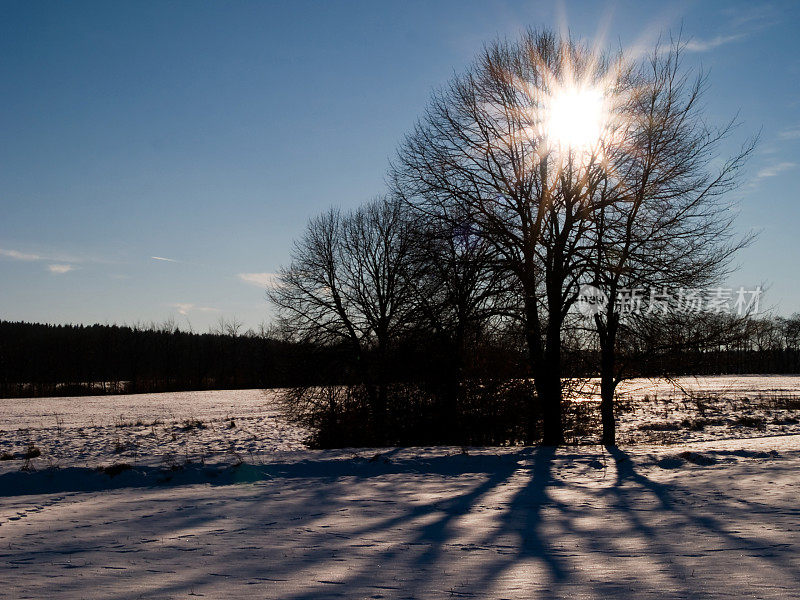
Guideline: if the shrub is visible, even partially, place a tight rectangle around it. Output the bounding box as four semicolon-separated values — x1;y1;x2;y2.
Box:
23;443;41;459
639;421;681;432
734;415;765;428
279;380;539;448
181;418;206;431
101;463;132;478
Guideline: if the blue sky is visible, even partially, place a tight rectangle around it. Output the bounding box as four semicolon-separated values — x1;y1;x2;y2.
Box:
1;0;799;330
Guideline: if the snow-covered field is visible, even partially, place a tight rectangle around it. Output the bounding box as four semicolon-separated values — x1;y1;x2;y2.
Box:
599;374;800;445
2;377;800;599
0;389;307;470
2;376;800;469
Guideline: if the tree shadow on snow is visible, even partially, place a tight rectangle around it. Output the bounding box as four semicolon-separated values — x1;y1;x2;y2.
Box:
5;446;799;599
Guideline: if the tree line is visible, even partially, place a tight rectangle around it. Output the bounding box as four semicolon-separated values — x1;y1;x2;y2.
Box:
0;319;336;398
2;313;797;396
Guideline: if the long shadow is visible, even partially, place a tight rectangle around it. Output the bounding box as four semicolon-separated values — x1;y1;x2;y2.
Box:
604;447;800;590
400;446;567;599
267;446;568;600
306;446;800;599
264;451;526;600
6;446;799;599
30;450;530;600
459;445;569;599
0;451;520;498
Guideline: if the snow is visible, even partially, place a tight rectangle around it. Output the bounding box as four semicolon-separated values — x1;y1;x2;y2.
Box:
2;439;800;599
0;389;307;469
587;375;800;445
2;378;800;598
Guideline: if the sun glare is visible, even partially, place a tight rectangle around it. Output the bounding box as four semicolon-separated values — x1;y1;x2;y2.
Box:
544;84;607;153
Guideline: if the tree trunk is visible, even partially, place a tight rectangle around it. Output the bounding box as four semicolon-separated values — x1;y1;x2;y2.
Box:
524;291;565;446
442;327;464;444
599;341;616;446
541;267;566;446
370;341;390;446
364;380;387;446
536;364;564;445
599;316;619;447
375;383;388;445
534;320;565;446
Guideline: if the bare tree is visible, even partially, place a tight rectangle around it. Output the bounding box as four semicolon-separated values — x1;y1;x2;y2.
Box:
392;29;626;444
403;207;508;440
211;316;245;337
785;315;800;351
393;28;756;445
270;196;420;444
584;40;755;445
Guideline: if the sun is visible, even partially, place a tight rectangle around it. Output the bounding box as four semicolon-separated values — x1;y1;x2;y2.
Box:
543;84;607;153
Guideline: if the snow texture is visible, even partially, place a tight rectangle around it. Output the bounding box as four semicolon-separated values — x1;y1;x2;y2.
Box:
1;379;800;599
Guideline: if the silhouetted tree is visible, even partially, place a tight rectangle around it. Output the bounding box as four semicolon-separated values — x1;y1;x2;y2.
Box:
583;40;755;445
392;29;630;444
270;196;421;444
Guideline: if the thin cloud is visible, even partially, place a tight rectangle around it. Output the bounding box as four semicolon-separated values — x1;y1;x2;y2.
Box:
722;3;779;30
778;128;800;140
755;162;796;179
48;264;74;274
0;248;42;261
686;4;778;53
684;33;745;52
238;272;280;288
1;246;78;271
151;256;179;263
1;246;103;265
171;303;219;316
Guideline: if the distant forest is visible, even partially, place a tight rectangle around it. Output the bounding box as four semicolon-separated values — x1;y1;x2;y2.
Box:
0;320;336;398
1;315;799;399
